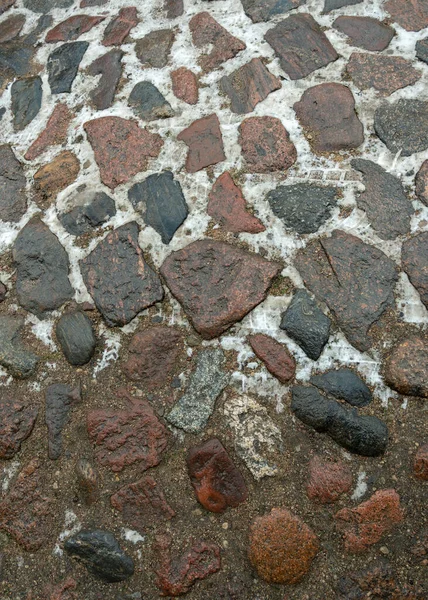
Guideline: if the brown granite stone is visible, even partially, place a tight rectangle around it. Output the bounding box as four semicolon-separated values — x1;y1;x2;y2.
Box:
333;16;394;51
402;232;428;309
165;0;183;18
135;29;175;68
171;67;198;104
25;103;73;161
415;159;428;206
346;53;421;96
0;398;38;459
33;151;80;206
385;0;428;32
190;12;246;71
178;114;225;173
307;456;353;503
0;13;25;43
103;7;138;46
248;333;295;383
88;49;123;110
383;336;428;399
45;15;105;42
414;444;428;480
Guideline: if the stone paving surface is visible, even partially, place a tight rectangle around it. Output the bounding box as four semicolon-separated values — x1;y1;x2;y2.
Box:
0;0;427;598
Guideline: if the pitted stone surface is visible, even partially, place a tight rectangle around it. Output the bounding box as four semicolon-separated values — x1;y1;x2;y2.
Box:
0;144;27;222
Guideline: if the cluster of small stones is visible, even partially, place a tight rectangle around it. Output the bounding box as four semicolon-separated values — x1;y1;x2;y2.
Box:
0;0;427;598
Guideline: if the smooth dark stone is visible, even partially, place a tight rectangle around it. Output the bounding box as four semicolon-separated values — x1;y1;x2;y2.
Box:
59;191;116;236
416;37;428;64
47;42;89;94
0;315;39;379
23;0;73;12
129;171;188;244
11;77;42;131
374;99;428;156
56;312;96;366
128;81;174;121
241;0;306;23
280;289;331;360
323;0;362;12
45;383;81;459
267;183;337;234
88;49;123;111
64;530;134;582
310;368;372;407
0;145;27;222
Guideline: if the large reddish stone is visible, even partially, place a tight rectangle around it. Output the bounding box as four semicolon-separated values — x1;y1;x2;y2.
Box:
160;239;281;339
249;507;319;584
25;103;73;161
335;489;404;553
190;12;246;71
385;0;428;32
178;114;225;173
207;172;265;234
383;336;428;399
0;13;25;43
414;444;428;480
402;232;428;309
0;398;38;459
33;151;80;206
84;117;163;189
238;116;297;173
186;438;248;513
248;333;295;383
306;456;353;504
111;475;175;529
122;326;183;388
346;53;421;96
294;83;364;153
415;160;428;206
45;15;105;42
87;390;168;473
88;49;123;110
171;67;198;105
265;13;338;80
103;7;138;46
333;16;395;51
154;533;221;596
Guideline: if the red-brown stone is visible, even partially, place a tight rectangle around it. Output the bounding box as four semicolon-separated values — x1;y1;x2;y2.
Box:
333;16;395;52
248;333;295;383
385;0;428;32
87;390;168;473
0;398;38;459
190;12;246;71
238;116;297;173
415;159;428;206
178;114;225;173
33;151;80;206
186;438;248;513
402;232;428;309
346;53;421;96
25;103;73;161
103;7;138;46
335;489;404;553
383;336;428;398
45;15;105;42
84;117;163;189
207;172;265;234
48;578;77;600
171;67;198;105
160;239;281;339
414;444;428;480
249;507;319;584
0;0;15;15
0;13;25;43
306;456;353;503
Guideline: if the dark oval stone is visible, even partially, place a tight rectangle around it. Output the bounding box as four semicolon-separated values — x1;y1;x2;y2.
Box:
310;368;372;407
56;311;96;366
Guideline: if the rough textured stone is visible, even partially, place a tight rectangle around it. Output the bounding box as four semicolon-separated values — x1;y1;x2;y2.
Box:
347;53;421;96
295;231;398;351
374;100;428;157
267;183;337;234
56;312;96;366
249;508;319;584
75;459;99;505
265;13;338;79
0;315;39;379
220;58;281;114
178;114;225;173
160;239;281;339
33;151;80;206
165;0;183;18
402;233;428;309
335;490;403;553
47;42;88;94
46;15;105;42
294;83;364;153
14;218;73;317
167;348;229;432
186;438;248;513
171;67;198;104
45;384;81;460
64;530;134;582
207;172;265;234
310;368;372;407
87;390;168;472
0;144;27;222
0;283;6;302
307;456;352;503
84;117;163;189
11;77;42;131
25;103;73;161
248;333;295;383
129;81;174;121
414;444;428;480
323;0;362;11
415;159;428;205
0;398;37;459
190;12;246;71
291;385;389;456
241;0;306;22
23;0;73;11
88;49;123;110
0;14;25;43
280;289;331;360
238;116;297;173
135;29;174;68
81;222;163;326
103;7;138;46
383;336;428;399
0;0;15;14
80;0;107;5
384;0;428;32
59;190;116;236
416;37;428;64
351;159;413;239
333;16;394;51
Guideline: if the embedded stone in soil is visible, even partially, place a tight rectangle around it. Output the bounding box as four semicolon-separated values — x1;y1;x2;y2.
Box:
346;53;421;96
102;7;138;46
190;12;246;71
374;99;428;157
45;383;81;460
248;333;296;383
25;103;73;161
310;368;372;407
402;232;428;310
0;397;38;459
59;190;116;236
129;81;174;121
307;456;353;504
171;67;198;104
177;113;225;173
11;76;42;131
55;311;96;366
241;0;306;23
33;150;80;207
47;42;89;94
333;16;395;51
0;315;39;379
0;144;27;222
384;0;428;32
415;159;428;205
383;335;428;398
88;49;123;110
45;15;105;42
75;458;99;506
135;28;175;68
414;444;428;480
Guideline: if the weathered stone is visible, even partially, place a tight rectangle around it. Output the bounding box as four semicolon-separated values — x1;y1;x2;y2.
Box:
33;151;80;206
294;83;364;153
295;231;398;351
291;385;388;456
47;42;89;94
347;53;421;96
190;12;246;71
56;312;96;366
414;444;428;480
23;0;73;11
46;15;105;42
238;116;297;173
128;81;174;121
171;67;198;104
415;159;428;205
307;456;352;503
45;384;81;460
167;348;229;432
351;159;413;239
111;476;175;529
178;114;225;173
335;489;403;553
48;577;77;600
207;172;265;234
87;390;168;472
103;7;138;46
249;508;319;584
165;0;183;18
0;315;39;379
187;439;248;512
80;0;107;5
0;145;27;222
267;183;337;234
333;16;394;51
160;239;281;339
383;336;428;398
88;49;123;110
402;233;428;309
0;283;6;302
0;0;15;14
25;103;73;161
14;218;73;317
241;0;306;23
84;117;163;189
220;58;280;114
64;530;134;583
374;99;428;157
248;333;295;383
0;398;37;459
280;289;331;360
310;368;372;407
80;222;164;326
323;0;362;11
154;533;221;596
416;37;428;64
135;29;174;68
0;14;25;43
11;77;42;131
59;190;116;236
75;459;99;505
385;0;428;32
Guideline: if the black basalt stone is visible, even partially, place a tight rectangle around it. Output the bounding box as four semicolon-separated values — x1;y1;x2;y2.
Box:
416;37;428;64
128;81;174;121
56;312;96;366
310;367;372;407
47;42;89;94
11;77;42;131
45;383;81;459
59;191;116;236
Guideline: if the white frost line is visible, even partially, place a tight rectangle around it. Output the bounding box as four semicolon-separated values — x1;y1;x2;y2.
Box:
122;528;145;544
351;471;368;501
53;510;81;557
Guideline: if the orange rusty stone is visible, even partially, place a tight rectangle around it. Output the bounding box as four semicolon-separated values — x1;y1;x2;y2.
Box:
33;151;80;206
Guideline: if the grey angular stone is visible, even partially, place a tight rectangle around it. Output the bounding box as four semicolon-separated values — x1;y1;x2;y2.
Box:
0;315;39;379
128;171;188;244
241;0;307;23
0;15;51;80
135;29;174;68
167;348;229;432
374;99;428;157
45;383;81;460
280;289;331;360
11;77;42;131
23;0;73;12
310;368;372;407
59;191;116;236
323;0;362;12
47;42;89;94
0;145;27;223
416;37;428;64
88;49;123;111
129;81;174;121
56;312;96;366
